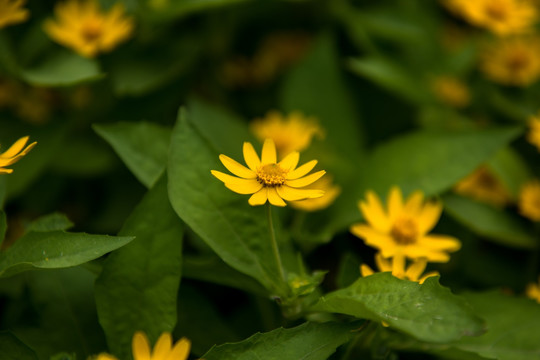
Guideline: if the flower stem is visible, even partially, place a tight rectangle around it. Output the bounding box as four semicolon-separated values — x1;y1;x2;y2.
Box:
266;203;286;283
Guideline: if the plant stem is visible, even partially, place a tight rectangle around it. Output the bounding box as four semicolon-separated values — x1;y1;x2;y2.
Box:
266;203;285;283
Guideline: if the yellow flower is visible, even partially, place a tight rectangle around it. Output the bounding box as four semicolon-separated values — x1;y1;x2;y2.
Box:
479;36;540;87
527;113;540;151
350;187;461;263
454;166;511;207
0;0;29;29
44;0;134;58
211;138;325;207
250;111;324;157
518;179;540;221
361;253;439;284
0;136;36;174
290;175;341;212
97;331;192;360
526;276;540;303
431;76;471;108
442;0;538;36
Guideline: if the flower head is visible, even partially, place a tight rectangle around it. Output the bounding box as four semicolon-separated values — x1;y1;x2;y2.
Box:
44;0;134;58
0;136;36;174
526;276;540;303
431;76;471;108
290;175;341;212
0;0;29;29
361;253;439;284
211;138;325;207
250;111;324;157
350;187;461;262
527;113;540;151
97;331;192;360
454;166;511;207
518;179;540;221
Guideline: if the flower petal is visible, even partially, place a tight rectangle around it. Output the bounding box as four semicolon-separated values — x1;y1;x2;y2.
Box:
261;138;277;164
374;252;392;272
278;151;299;171
360;191;392;232
219;154;256;178
96;354;119;360
211;171;262;194
276;185;323;201
417;234;461;251
286;170;326;188
152;333;172;359
405;258;428;281
350;224;397;255
165;337;191;360
132;332;151;360
0;136;28;158
418;271;439;284
287;160;317;180
249;188;268;206
243;142;261;171
360;264;374;277
403;190;424;216
267;187;286;206
417;201;443;234
387;186;404;221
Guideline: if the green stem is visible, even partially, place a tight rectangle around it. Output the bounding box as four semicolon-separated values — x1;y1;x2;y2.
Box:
266;203;285;283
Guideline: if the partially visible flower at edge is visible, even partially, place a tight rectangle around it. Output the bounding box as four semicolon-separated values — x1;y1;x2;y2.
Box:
44;0;134;58
350;186;461;263
0;136;36;174
361;253;440;284
290;175;341;212
454;166;511;207
430;76;471;109
527;113;540;152
526;276;540;303
518;179;540;221
0;0;29;29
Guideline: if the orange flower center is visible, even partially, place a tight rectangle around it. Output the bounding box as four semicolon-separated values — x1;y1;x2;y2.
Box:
391;218;418;245
81;19;103;42
485;2;508;21
256;164;287;187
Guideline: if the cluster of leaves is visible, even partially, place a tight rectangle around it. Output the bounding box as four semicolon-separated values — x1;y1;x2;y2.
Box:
1;0;540;359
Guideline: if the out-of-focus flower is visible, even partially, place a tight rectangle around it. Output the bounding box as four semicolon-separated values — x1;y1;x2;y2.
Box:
454;166;511;207
431;76;471;108
0;136;36;174
0;0;29;29
96;331;192;360
361;253;439;284
211;139;325;207
442;0;538;36
480;36;540;86
350;187;461;263
44;0;134;58
526;276;540;303
518;179;540;221
527;113;540;151
290;175;341;212
250;111;324;157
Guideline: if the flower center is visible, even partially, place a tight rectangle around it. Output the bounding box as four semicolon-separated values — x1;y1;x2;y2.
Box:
485;3;507;21
507;51;530;72
391;217;418;245
81;19;103;42
256;164;287;187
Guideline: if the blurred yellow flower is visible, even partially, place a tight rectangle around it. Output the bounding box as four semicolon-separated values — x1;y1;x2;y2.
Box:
0;0;29;29
443;0;538;36
0;136;36;174
290;175;341;212
250;111;324;157
211;139;325;207
526;276;540;303
454;166;511;207
431;76;471;108
97;331;192;360
518;179;540;221
44;0;134;58
480;36;540;86
527;113;540;151
350;187;461;262
361;253;439;284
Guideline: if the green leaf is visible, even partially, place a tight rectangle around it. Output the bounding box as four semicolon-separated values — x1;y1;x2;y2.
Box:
203;321;360;360
168;106;286;295
0;332;38;360
94;121;172;188
25;213;74;233
487;147;531;199
21;51;103;86
0;230;134;278
443;194;537;249
311;273;485;343
95;176;183;358
143;0;253;21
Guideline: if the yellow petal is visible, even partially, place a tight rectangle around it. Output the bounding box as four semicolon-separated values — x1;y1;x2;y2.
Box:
403;190;424;216
219;154;255;178
276;185;323;201
418;271;439;284
360;191;391;232
152;333;172;359
286;170;326;188
387;186;404;221
261;138;277;164
360;264;374;277
0;136;28;158
417;201;443;234
350;224;397;254
249;188;268;206
211;171;262;194
374;252;392;272
417;234;461;251
287;160;317;180
267;187;286;206
404;258;428;281
401;245;450;263
391;254;406;278
243;142;261;171
96;354;119;360
278;151;299;171
165;337;191;360
0;168;13;174
132;332;151;360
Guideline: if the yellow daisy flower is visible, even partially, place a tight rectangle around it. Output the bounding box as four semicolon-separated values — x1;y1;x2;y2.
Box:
443;0;538;36
250;111;324;157
526;276;540;303
518;179;540;221
211;138;325;207
290;175;341;212
454;166;511;207
361;253;439;284
0;136;36;174
430;76;471;109
350;187;461;263
44;0;134;58
97;331;192;360
0;0;29;29
527;113;540;151
480;36;540;87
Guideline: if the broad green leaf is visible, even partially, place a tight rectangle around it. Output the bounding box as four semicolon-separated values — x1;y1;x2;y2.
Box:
443;194;537;249
487;147;531;199
95;176;183;358
25;213;74;233
21;51;103;86
94;121;172;188
311;273;485;343
0;332;38;360
0;230;134;278
203;321;360;360
168;107;287;295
